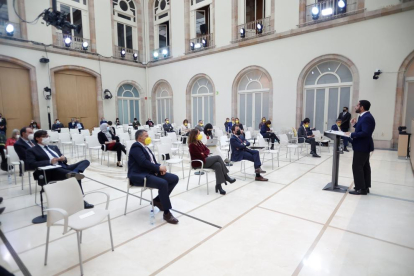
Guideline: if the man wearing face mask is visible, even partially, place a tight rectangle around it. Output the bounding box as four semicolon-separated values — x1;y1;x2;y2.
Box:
146;118;154;127
128;130;179;224
195;120;204;132
68;118;77;129
14;127;35;174
132;118;141;130
75;119;84;133
52;119;64;133
230;125;268;181
0;113;6;135
224;118;231;133
26;130;93;209
99;117;107;125
163;118;174;135
298;118;320;158
338;106;351;151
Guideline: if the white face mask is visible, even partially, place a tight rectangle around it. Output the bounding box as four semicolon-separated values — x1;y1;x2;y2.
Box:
15;135;20;139
28;134;34;140
57;121;60;124
42;137;51;145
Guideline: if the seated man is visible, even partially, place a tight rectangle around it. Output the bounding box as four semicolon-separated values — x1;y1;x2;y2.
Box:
75;118;84;133
331;119;352;152
230;125;268;181
68;118;77;129
146;118;154;127
26;130;93;209
298;118;320;158
52;119;64;133
128;129;179;224
14;127;35;176
194;120;204;132
132;118;141;129
162;118;174;135
224;118;231;133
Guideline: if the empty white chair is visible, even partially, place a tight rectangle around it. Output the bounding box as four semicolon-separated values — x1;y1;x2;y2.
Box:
60;128;69;133
72;134;86;158
157;143;184;179
258;135;279;169
69;129;79;136
85;136;101;160
244;131;255;144
93;127;100;132
44;178;114;276
160;137;179;155
6;146;24;188
219;136;229;151
215;129;224;138
279;134;299;162
167;132;182;149
312;130;330;153
118;133;131;145
201;132;207;144
80;129;90;137
49;131;59;144
58;133;72;155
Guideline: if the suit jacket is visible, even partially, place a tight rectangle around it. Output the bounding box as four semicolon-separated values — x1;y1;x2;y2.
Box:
189;142;210;168
331;124;340;131
297;125;308;143
146;120;154;127
68;122;77;129
52;123;64;131
338;112;351;131
133;121;141;129
127;142;160;186
14;138;36;164
26;144;68;181
260;124;270;135
350;112;375;152
100;120;107;125
76;123;84;130
224;122;231;133
230;135;250;162
0;117;6;133
163;123;174;132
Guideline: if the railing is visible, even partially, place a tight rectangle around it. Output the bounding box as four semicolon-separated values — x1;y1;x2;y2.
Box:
0;20;21;38
188;33;214;52
303;0;362;26
151;46;171;61
113;45;139;61
237;17;273;40
55;32;91;52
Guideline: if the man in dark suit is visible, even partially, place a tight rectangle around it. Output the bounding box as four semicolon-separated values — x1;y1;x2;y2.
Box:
68;118;77;129
346;100;375;195
14;127;36;176
26;130;93;208
75;119;84;133
230;125;267;181
52;119;64;133
338;106;351;151
162;118;174;135
298;118;321;158
146;118;154;127
128;129;179;224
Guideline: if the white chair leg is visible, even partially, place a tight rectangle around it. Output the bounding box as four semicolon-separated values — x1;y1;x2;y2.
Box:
205;171;209;195
124;185;130;215
76;231;84;276
107;215;114;251
140;188;143;205
44;226;50;265
181;162;184;179
186;168;192;190
150;190;154;212
28;173;32;195
80;231;83;244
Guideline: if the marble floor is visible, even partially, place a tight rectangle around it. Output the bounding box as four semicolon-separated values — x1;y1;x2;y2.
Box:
0;145;413;276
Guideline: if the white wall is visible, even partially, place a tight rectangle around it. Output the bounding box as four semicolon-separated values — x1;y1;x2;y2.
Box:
94;0;113;57
215;0;232;47
274;0;300;33
365;0;402;11
171;0;185;58
148;10;414;143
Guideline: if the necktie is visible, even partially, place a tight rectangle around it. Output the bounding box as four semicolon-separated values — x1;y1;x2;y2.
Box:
28;140;34;147
45;146;66;167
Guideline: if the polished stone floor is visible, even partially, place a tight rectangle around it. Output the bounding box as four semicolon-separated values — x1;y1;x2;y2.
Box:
0;145;413;276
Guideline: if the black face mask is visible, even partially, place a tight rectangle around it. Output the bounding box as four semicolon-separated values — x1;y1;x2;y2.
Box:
343;110;346;112
236;130;241;135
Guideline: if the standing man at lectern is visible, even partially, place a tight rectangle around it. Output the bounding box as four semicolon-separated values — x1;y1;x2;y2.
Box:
346;100;375;195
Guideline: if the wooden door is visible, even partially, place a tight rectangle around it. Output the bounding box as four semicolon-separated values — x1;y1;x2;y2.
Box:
0;61;32;137
55;70;98;130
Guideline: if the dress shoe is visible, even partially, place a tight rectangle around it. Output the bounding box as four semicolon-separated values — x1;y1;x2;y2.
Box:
255;176;268;181
84;201;94;209
66;172;85;181
312;153;321;158
353;188;370;193
225;175;236;184
344;148;349;152
349;189;367;195
215;184;226;195
255;168;266;174
0;207;5;215
163;212;179;224
152;200;164;211
0;197;3;204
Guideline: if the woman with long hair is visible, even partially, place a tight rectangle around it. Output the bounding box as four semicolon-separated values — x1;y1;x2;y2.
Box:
260;120;280;150
188;129;236;195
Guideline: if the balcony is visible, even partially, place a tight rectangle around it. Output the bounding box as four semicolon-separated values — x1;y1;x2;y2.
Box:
302;0;363;26
151;46;171;61
55;32;91;52
0;20;21;38
188;33;214;53
113;45;139;62
236;17;273;41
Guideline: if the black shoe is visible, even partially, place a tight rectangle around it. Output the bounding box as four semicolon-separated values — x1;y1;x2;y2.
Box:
0;197;3;204
0;207;5;215
84;201;94;209
225;175;236;184
215;184;226;195
117;162;123;167
312;153;321;158
66;172;85;181
349;189;367;195
366;188;370;193
344;148;349;152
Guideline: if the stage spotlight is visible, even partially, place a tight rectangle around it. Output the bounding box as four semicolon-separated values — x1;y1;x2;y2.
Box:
373;69;382;80
153;51;159;59
202;38;207;47
194;43;201;49
162;49;168;58
257;23;263;34
190;42;194;50
6;24;14;36
338;0;346;13
133;53;138;61
64;37;72;47
240;28;245;38
312;7;320;20
82;41;88;50
322;8;333;16
120;49;126;58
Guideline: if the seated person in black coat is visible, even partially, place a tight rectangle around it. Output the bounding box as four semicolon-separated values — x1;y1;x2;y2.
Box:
74;119;84;133
259;120;280;150
297;118;320;158
68;118;77;129
203;123;214;139
52;119;64;133
132;118;141;129
146;118;154;127
26;130;93;209
163;118;174;135
98;123;126;167
14;127;35;175
128;129;179;224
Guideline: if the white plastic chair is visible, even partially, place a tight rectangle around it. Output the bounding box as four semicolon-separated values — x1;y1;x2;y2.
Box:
49;132;59;144
157;144;184;179
60;128;69;133
124;178;154;215
258;135;279;169
85;136;101;161
118;133;130;145
72;134;86;158
80;129;90;137
43;178;114;276
219;136;229;150
6;146;24;188
160;137;179;155
186;159;214;195
215;129;224;138
58;133;72;155
69;129;79;137
312;130;331;153
279;134;299;162
101;143;120;167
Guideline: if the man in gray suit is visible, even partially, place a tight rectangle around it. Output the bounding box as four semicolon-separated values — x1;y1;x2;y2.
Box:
298;118;320;158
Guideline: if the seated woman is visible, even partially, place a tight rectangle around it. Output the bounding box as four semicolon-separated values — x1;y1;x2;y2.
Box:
6;129;19;148
258;117;266;130
203;123;213;139
180;119;191;144
188;129;236;195
260;120;280;150
29;120;40;130
98;123;126;167
115;118;121;126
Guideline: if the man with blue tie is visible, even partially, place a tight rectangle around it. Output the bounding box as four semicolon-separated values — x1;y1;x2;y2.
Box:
346;100;376;195
26;130;93;208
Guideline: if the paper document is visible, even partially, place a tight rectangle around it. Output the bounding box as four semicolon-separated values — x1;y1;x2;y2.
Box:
38;165;62;170
79;211;95;219
325;130;351;137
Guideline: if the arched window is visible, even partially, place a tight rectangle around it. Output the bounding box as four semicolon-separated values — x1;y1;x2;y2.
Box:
155;84;173;124
117;84;140;124
237;69;270;130
304;61;353;131
191;77;214;124
113;0;138;58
